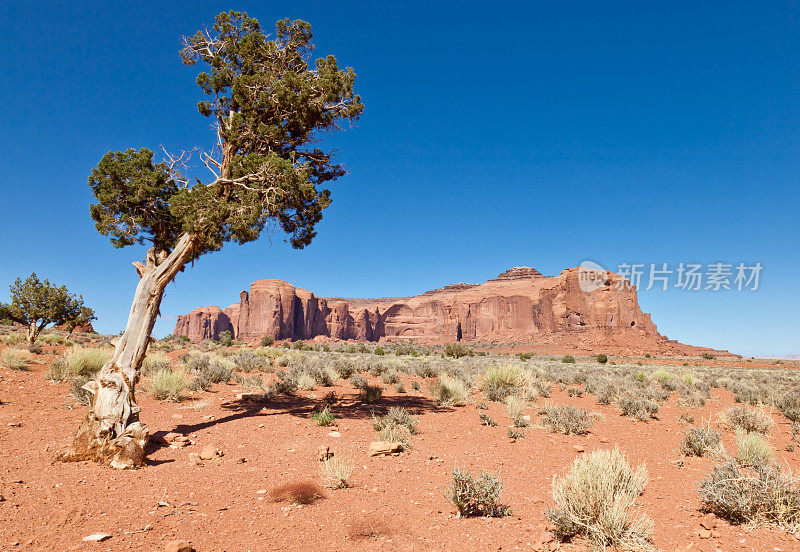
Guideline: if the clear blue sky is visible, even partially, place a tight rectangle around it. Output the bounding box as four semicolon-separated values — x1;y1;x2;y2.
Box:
1;1;798;355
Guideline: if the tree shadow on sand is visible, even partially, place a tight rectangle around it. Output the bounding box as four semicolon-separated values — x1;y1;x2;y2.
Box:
146;390;452;456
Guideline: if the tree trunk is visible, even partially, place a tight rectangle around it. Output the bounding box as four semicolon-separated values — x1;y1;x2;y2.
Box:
58;233;196;469
26;323;39;345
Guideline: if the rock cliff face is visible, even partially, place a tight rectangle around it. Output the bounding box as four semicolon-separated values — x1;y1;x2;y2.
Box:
173;266;706;354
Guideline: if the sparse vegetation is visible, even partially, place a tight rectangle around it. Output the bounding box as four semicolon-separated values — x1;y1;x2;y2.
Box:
1;348;32;371
735;429;772;466
150;367;187;401
319;455;353;489
430;374;469;406
269;481;324;505
539;403;600;435
547;448;654;551
447;468;511;518
681;424;723;457
722;406;774;435
311;405;335;426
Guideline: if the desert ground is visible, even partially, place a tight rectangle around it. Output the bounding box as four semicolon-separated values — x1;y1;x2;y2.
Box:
1;328;799;552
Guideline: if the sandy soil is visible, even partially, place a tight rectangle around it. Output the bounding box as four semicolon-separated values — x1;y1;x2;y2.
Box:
1;345;799;552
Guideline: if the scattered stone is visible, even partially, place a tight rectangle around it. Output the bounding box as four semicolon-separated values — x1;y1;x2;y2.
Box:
699;513;718;530
199;445;222;460
368;441;403;456
327;431;341;438
164;540;194;552
521;415;531;422
7;422;22;427
162;432;182;443
572;444;585;453
538;530;555;543
698;528;712;539
598;437;609;443
82;533;111;542
256;489;268;494
236;392;265;402
236;457;247;464
188;453;202;466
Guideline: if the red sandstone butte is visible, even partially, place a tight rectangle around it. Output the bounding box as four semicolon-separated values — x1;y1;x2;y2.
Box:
172;266;724;355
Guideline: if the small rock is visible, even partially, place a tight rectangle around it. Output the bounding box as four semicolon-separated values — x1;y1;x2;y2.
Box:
256;489;268;494
598;437;609;443
698;528;712;539
188;453;202;466
327;431;341;438
162;432;182;443
236;392;265;402
521;415;531;422
368;441;403;456
7;422;22;427
236;457;246;464
82;533;111;542
164;540;194;552
538;530;555;543
572;445;585;453
199;445;221;460
710;529;721;538
699;513;718;530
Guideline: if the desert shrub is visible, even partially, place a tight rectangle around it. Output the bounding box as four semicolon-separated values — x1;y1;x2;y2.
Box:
735;429;772;466
561;355;575;364
411;380;421;391
232;373;264;390
332;359;356;379
566;387;583;397
381;370;400;384
539;403;599;435
618;394;659;422
372;407;418;435
508;427;526;439
234;350;268;372
260;335;275;347
414;362;439;378
447;468;511;518
150;367;187;401
319;455;353;489
481;364;532;402
311;405;335;426
505;394;527;425
218;330;232;346
270;370;298;395
722;406;774;434
269;481;324;504
373;346;385;356
588;379;618;405
701;352;715;360
596;354;608;364
56;346;111;377
70;375;92;405
395;344;417;356
359;384;383;404
517;352;533;361
297;372;316;390
444;343;473;359
347;515;393;540
430;374;469;406
394;382;406;393
480;412;497;426
700;459;800;528
681;424;723;457
350;374;368;389
547;448;653;551
141;352;171;376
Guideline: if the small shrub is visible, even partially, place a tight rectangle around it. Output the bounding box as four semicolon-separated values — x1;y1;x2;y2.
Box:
504;394;527;424
233;350;268;372
373;407;418;435
566;387;583;397
373;346;385;356
381;370;400;384
596;354;608;364
57;346;111;377
539;403;599;435
359;384;383;404
700;459;800;527
350;374;368;389
547;448;653;551
444;343;473;359
430;374;469;406
319;455;353;489
260;335;275;347
447;468;511;517
618;394;659;421
270;370;298;395
311;405;335;427
722;406;773;435
482;364;533;402
269;481;324;504
480;413;497;427
70;375;92;405
561;355;575;364
394;382;406;393
681;424;723;457
736;429;772;466
701;352;715;360
411;380;421;392
150;367;187;401
508;427;526;439
218;330;232;347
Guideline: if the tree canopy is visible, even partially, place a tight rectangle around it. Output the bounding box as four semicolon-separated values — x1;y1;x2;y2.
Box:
0;273;90;343
88;12;363;259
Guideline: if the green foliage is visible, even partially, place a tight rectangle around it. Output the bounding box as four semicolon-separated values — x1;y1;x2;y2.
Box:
260;335;275;347
430;374;469;406
218;330;233;346
0;273;88;344
702;352;716;360
1;348;31;370
596;353;608;364
372;407;418;435
447;468;511;518
150;367;187;401
444;343;473;358
311;405;335;426
89;12;363;259
373;346;385;356
561;355;575;364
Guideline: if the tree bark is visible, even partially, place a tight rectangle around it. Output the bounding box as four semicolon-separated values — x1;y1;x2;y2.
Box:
58;233;196;469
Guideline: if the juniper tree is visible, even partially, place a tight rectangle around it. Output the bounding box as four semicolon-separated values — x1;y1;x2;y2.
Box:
64;305;97;340
0;273;87;346
60;11;362;468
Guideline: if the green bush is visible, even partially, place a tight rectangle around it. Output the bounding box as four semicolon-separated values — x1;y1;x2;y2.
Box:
1;348;31;371
218;330;233;347
150;367;187;401
260;335;275;347
311;405;335;426
444;343;473;359
735;429;772;466
447;468;511;518
481;364;532;402
547;448;653;550
681;424;723;457
618;394;659;422
359;384;383;404
561;355;575;364
51;346;111;379
372;407;418;435
596;354;608;364
373;346;385;356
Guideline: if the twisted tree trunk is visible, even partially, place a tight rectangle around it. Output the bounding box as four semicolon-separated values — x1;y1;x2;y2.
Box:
58;233;195;469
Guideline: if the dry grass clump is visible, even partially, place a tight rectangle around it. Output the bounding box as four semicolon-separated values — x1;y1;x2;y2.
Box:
347;514;394;540
547;448;654;551
539;403;601;435
700;459;800;528
735;429;773;466
319;456;353;489
430;374;469;406
269;481;325;504
1;348;32;371
481;364;533;402
681;424;724;457
618;393;660;422
447;467;511;518
150;367;188;401
722;405;774;435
